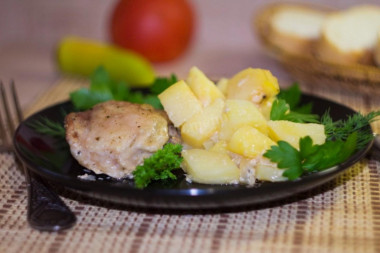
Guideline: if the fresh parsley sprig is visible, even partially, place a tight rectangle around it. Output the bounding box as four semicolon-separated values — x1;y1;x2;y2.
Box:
271;83;319;123
270;99;319;123
266;83;379;181
264;133;358;180
133;143;183;189
277;82;313;114
70;66;178;110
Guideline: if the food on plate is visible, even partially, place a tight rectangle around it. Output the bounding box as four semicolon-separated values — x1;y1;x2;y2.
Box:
69;66;178;111
65;100;180;179
267;4;327;55
227;125;275;158
158;80;202;127
226;68;279;106
110;0;194;62
57;66;379;188
316;5;380;65
218;99;268;141
267;120;326;150
159;67;326;185
180;98;225;148
57;37;155;87
182;149;240;184
186;67;225;107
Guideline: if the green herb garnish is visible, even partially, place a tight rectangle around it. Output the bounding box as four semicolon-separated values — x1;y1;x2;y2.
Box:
264;133;358;180
277;83;313;114
70;66;127;110
270;99;319;123
271;83;319;123
27;116;66;138
133;143;183;189
149;74;178;95
322;110;380;151
70;66;177;110
265;83;380;180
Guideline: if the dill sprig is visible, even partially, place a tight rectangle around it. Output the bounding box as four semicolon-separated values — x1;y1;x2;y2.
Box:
321;110;380;151
27;116;66;139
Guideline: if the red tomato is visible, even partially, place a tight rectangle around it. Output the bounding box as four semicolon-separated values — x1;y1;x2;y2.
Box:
110;0;195;62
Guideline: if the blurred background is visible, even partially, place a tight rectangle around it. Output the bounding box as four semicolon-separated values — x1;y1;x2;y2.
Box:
0;0;378;108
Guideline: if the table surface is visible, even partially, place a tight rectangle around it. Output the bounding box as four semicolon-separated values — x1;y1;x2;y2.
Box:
1;1;380;253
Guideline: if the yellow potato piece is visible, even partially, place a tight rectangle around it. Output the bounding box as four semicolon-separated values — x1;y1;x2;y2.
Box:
182;149;240;184
256;163;287;182
267;120;326;149
226;68;279;104
216;78;229;95
181;98;225;148
228;125;276;158
187;66;225;107
158;80;202;127
208;140;228;154
259;96;276;120
219;99;268;140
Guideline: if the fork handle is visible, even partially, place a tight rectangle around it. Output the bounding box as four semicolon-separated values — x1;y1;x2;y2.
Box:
24;167;76;231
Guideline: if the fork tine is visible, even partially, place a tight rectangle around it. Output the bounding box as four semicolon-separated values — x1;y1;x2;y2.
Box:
10;80;23;124
0;81;15;136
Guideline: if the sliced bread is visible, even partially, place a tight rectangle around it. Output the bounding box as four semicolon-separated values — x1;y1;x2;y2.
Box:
375;32;380;66
316;5;380;65
268;5;327;56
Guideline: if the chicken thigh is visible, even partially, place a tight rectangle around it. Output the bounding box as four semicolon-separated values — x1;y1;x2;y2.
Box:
65;100;179;179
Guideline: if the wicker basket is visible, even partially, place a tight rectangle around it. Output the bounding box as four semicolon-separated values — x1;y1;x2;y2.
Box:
253;2;380;95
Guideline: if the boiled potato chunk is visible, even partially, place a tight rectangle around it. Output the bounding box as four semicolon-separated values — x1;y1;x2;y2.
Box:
216;78;229;95
181;99;225;148
226;68;279;104
158;80;202;127
228;125;276;158
182;149;240;184
259;97;275;120
186;66;225;107
267;120;326;150
256;162;287;182
219;99;268;140
208;140;228;154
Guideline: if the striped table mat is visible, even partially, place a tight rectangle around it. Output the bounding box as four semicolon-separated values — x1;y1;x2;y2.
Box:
1;77;380;253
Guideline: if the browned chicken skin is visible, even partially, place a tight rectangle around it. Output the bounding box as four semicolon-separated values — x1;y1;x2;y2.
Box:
65;101;179;179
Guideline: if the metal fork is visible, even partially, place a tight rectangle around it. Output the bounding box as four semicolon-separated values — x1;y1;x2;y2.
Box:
0;81;76;231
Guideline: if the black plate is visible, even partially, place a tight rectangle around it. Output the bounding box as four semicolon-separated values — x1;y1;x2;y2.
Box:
13;94;373;209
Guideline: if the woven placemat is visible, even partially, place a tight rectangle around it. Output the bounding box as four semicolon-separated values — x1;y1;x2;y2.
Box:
1;78;380;253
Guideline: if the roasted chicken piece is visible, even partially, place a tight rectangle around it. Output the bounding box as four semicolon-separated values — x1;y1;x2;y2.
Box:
65;100;180;179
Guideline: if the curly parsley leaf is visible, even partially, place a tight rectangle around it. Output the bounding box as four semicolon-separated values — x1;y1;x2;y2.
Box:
133;143;183;189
